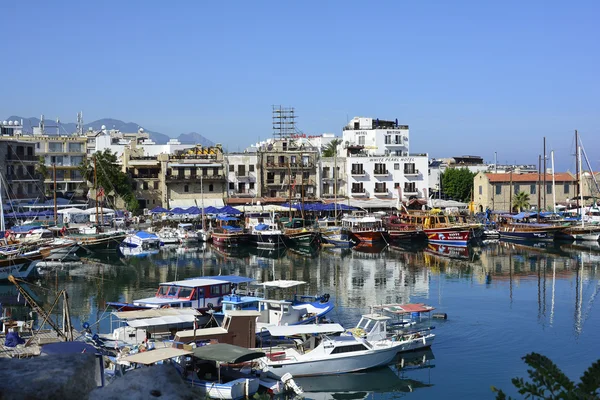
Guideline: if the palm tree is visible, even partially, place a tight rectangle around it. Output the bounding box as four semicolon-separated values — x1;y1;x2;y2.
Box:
322;139;341;158
513;191;530;212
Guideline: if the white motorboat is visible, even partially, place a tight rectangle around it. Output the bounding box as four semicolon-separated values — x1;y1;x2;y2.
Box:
177;223;199;242
119;231;161;257
260;313;434;378
156;227;181;245
246;212;285;249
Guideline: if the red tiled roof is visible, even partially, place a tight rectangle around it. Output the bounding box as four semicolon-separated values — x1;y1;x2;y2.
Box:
485;172;575;183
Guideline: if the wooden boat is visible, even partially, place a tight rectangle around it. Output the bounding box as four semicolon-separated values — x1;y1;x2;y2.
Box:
211;216;248;247
341;215;387;245
556;225;600;241
498;223;565;241
382;215;426;241
246;212;286;249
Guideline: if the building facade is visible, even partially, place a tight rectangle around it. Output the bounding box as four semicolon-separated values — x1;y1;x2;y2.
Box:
473;171;578;212
320;156;347;199
0;139;44;201
256;139;319;201
225;153;258;201
342;117;428;203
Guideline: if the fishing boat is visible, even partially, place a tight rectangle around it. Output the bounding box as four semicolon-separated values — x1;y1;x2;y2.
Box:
260;313;434;378
106;275;255;314
321;231;357;248
382;215;426;242
156;227;180;245
211;216;248;247
424;242;471;260
341;215;387;245
498;222;565;241
119;231;161;257
246;212;286;249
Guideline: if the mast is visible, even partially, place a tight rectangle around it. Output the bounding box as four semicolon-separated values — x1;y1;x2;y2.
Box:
333;150;337;224
575;130;579;211
537;155;541;223
201;174;205;231
543;137;546;210
300;152;305;221
94;156;99;231
53;164;57;225
579;146;584;227
551;150;556;214
288;163;292;221
509;169;513;212
0;173;5;232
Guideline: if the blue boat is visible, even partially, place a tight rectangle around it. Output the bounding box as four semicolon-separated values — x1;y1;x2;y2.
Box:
498;223;565;241
119;231;161;257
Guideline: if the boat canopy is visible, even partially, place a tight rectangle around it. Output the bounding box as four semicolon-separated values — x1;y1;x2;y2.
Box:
165;275;255;288
261;280;306;289
127;314;197;328
185;275;255;285
134;231;159;240
121;347;193;365
114;308;199;320
192;343;265;363
216;215;239;221
371;303;435;314
150;206;169;213
267;323;345;336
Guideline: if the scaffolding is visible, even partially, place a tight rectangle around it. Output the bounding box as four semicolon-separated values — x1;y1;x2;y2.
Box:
272;105;298;138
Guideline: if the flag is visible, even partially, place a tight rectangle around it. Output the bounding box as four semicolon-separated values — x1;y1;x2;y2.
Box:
97;187;105;198
291;179;296;191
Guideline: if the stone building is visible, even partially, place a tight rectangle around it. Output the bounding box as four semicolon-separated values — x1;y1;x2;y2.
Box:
0;139;44;201
225;153;258;201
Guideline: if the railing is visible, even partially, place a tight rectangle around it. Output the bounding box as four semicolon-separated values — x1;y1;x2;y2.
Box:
404;187;418;194
351;188;366;194
351;169;366;176
7;174;40;181
404;169;419;176
374;187;388;194
6;155;38;162
133;174;159;179
165;174;225;181
373;170;389;175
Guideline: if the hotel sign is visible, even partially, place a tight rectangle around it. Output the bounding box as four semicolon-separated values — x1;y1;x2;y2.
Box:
368;157;415;162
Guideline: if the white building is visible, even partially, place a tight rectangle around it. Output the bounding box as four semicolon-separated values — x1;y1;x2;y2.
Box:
90;127;193;158
225;153;258;200
342;117;428;203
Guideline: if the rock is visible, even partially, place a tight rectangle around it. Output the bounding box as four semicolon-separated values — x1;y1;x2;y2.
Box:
0;353;98;400
89;364;197;400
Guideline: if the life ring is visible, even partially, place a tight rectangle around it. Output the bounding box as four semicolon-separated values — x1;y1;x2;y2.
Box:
161;305;171;309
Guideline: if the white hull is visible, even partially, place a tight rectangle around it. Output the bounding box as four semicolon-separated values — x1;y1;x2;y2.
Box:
573;233;600;241
183;376;259;400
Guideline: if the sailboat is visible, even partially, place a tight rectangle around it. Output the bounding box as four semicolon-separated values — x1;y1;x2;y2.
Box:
197;175;212;242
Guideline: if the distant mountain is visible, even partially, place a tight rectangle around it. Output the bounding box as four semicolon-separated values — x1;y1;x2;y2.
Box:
5;116;213;146
177;132;214;147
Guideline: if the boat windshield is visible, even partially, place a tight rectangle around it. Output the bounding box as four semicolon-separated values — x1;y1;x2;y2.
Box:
178;287;193;299
157;286;169;296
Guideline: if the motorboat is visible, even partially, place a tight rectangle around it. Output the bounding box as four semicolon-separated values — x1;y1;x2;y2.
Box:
119;231;161;257
106;275;255;314
212;216;248;247
246;212;286;249
176;223;199;242
156;227;180;245
260;313;434;378
341;215;387;245
218;280;333;338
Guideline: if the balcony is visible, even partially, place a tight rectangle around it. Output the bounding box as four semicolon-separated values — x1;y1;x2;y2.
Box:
350;169;366;176
6;155;38;162
166;174;224;181
404;169;420;177
403;187;419;195
373;169;390;176
374;188;390;196
7;174;40;182
384;140;404;147
231;190;256;198
132;174;160;179
351;188;367;196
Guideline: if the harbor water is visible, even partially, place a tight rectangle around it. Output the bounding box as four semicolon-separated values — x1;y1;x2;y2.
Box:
15;240;600;399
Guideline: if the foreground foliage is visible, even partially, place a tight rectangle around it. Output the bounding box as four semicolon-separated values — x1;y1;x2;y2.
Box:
492;352;600;399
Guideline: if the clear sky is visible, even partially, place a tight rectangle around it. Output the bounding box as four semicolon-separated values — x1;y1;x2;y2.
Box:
2;1;599;171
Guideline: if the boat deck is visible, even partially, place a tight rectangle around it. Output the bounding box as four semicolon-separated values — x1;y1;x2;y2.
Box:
0;329;76;358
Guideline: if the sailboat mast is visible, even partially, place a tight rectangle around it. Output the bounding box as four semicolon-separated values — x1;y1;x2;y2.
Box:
94;156;99;229
288;162;292;221
53;164;57;225
201;174;205;231
0;173;5;232
551;150;556;214
334;149;337;225
537;155;541;223
578;146;584;227
543;137;546;210
575;130;579;211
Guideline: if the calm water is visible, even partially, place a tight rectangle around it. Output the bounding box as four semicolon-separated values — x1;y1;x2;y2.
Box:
11;240;600;399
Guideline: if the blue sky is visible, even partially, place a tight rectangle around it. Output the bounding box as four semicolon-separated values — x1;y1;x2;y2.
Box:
1;1;599;171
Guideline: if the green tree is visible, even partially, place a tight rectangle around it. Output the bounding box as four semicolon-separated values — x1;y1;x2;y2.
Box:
36;156;50;197
492;352;600;399
512;191;530;212
441;168;476;202
79;149;139;213
322;139;341;158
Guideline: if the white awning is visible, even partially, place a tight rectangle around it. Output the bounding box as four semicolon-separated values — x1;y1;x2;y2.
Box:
114;308;199;320
169;198;224;208
234;205;290;213
121;347;192;365
127;315;197;328
267;323;345;336
57;207;88;215
261;280;306;289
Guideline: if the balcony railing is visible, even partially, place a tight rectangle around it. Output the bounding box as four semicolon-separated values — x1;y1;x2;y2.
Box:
7;174;40;181
133;174;159;179
350;169;366;176
166;174;225;181
374;187;388;193
404;187;418;194
6;155;38;162
373;169;390;176
404;169;419;176
351;188;366;194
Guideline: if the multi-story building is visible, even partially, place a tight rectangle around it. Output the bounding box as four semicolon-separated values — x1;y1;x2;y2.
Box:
90;126;191;158
225;153;258;201
320;156;347;199
164;145;226;209
473;171;577;212
256;139;319;201
0;137;44;202
342;117;428;203
121;148;164;210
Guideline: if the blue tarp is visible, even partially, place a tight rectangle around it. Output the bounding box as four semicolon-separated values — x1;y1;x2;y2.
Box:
170;207;186;214
134;231;159;239
279;202;357;212
217;205;242;215
4;331;25;347
41;342;99;355
254;223;269;231
150;206;169;213
203;206;219;214
216;215;239;221
185;206;201;215
222;225;243;231
10;224;45;233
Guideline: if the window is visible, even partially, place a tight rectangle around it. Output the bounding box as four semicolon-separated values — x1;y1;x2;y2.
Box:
404;182;416;192
48;142;63;153
331;344;368;354
564;183;569;194
178;288;193;298
375;182;387;193
229;165;234;172
132;182;137;190
153;181;159;190
280;171;285;183
229;182;235;190
546;184;552;194
303;171;309;180
395;135;401;144
404;163;416;174
374;163;387;175
238;165;245;176
71;156;84;165
394;163;400;170
385;135;391;144
358;136;365;145
266;156;274;165
514;184;520;193
184;185;189;193
302;155;309;166
212;285;221;295
267;172;275;184
351;183;364;193
530;184;536;194
496;185;501;195
68;143;82;152
157;286;168;296
479;185;482;195
290;156;297;164
202;168;208;176
394;182;400;188
208;184;214;192
249;165;255;172
143;182;148;190
249;182;255;189
351;163;364;175
213;168;218;176
322;167;330;179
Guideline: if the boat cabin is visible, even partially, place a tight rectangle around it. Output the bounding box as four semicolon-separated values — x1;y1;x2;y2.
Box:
341;216;384;233
349;314;391;342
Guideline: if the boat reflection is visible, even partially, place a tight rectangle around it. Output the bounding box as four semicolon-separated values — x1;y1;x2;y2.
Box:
294;349;434;398
424;242;470;260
